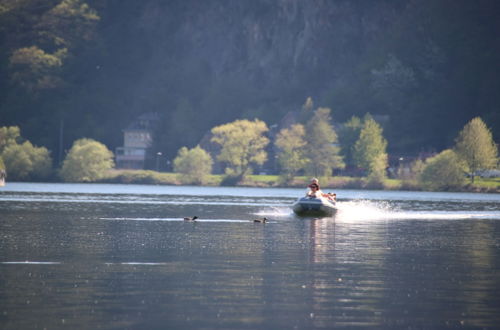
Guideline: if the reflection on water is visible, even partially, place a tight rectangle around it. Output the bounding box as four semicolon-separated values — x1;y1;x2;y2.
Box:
1;183;500;329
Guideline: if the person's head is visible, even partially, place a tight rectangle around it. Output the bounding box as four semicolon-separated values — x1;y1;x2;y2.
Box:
310;183;319;190
311;178;319;184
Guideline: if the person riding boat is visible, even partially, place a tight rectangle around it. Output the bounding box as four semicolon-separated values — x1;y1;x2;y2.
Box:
306;178;323;197
306;182;321;198
306;178;336;202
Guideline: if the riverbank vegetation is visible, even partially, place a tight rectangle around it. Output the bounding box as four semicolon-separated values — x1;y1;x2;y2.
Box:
1;114;499;193
59;138;114;182
97;171;500;193
0;127;52;181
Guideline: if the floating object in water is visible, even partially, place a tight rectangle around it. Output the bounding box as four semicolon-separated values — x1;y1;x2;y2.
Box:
292;197;337;217
253;217;268;223
184;216;198;221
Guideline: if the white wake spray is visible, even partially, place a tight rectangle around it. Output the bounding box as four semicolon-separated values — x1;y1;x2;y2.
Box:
335;200;395;222
336;200;500;222
254;207;294;218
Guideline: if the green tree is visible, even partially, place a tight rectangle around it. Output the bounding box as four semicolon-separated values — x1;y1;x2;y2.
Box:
7;0;99;92
29;142;53;179
454;117;498;183
304;107;344;177
211;119;269;178
353;115;388;181
0;126;52;181
275;124;308;181
419;150;466;191
338;115;363;168
1;144;30;180
60;138;114;182
1;141;52;181
0;126;21;152
9;46;67;91
173;145;213;185
36;0;100;48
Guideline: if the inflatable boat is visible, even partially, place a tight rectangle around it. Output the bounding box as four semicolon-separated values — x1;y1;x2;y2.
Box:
292;196;337;217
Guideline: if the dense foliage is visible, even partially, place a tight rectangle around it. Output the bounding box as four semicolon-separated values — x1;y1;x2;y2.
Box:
1;0;499;163
211;119;269;178
2;141;52;180
59;138;114;182
419;150;466;191
304;108;344;177
454;117;498;183
173;145;213;185
0;126;52;180
338;116;363;169
275;124;308;181
353;116;389;182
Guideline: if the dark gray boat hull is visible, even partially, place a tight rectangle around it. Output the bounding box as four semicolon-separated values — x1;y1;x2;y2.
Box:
292;197;337;217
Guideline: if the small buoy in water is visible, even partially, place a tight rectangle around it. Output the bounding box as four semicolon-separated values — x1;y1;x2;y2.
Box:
184;216;198;221
253;217;267;223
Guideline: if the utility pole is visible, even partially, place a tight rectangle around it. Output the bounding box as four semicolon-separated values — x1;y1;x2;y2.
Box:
156;152;162;172
58;119;64;165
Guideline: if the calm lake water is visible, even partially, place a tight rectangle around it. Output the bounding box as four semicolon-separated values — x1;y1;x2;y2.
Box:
1;183;500;329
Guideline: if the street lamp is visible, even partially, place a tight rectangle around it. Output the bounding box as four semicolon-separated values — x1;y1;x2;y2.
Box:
156;152;162;172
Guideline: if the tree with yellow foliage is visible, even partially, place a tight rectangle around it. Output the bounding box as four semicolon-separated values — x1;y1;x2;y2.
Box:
173;145;213;185
60;138;114;182
275;124;308;181
454;117;498;183
211;119;269;178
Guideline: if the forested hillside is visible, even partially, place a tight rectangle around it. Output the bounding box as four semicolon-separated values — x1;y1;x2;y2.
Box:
1;0;499;164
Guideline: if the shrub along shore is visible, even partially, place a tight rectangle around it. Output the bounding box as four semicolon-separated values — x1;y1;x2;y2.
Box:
98;169;500;193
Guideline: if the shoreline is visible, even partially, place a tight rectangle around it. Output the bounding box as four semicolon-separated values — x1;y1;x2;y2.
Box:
98;170;500;193
3;171;499;194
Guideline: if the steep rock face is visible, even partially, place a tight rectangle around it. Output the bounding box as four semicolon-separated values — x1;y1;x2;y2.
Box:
98;0;404;159
130;0;394;109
